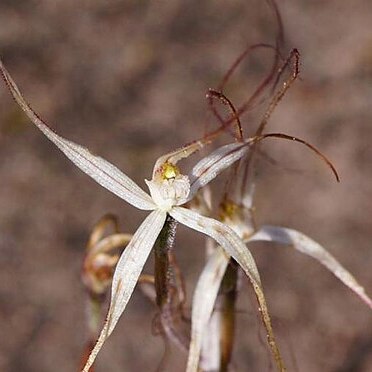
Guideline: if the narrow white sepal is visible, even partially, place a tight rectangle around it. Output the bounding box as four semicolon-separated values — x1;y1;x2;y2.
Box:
0;60;155;211
200;305;221;371
249;225;372;309
170;206;261;285
188;142;249;199
82;209;167;372
186;247;229;372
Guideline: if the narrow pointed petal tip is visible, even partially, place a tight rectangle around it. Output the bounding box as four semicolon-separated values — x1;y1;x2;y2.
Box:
187;247;229;372
82;210;167;372
170;207;286;371
249;226;372;310
0;59;155;211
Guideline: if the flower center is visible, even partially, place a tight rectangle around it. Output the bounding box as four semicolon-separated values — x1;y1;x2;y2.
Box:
219;200;255;241
161;162;179;180
146;162;190;211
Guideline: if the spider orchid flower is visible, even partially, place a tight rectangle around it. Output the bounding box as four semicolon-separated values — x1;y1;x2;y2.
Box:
188;160;372;372
0;60;276;371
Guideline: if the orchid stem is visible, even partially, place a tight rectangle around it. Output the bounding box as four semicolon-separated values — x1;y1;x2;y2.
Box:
153;216;190;352
154;215;178;308
220;260;239;371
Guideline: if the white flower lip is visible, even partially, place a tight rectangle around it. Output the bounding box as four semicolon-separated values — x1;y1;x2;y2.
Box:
145;174;190;211
0;58;266;372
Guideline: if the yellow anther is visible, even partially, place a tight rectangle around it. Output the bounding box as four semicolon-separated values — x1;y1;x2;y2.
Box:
219;200;239;220
161;162;179;180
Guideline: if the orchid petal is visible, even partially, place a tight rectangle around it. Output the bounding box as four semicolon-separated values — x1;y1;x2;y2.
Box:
186;247;229;372
170;207;285;371
249;226;372;309
0;60;155;210
171;207;260;283
188;142;250;199
82;209;167;372
200;307;221;371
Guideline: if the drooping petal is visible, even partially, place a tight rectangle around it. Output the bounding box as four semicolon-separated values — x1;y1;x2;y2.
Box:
249;226;372;309
0;60;155;210
188;142;250;199
171;207;260;283
170;206;286;372
186;247;229;372
200;305;221;371
82;209;167;372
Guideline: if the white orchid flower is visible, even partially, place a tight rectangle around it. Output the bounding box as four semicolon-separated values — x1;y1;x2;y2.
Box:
188;178;372;372
0;60;277;371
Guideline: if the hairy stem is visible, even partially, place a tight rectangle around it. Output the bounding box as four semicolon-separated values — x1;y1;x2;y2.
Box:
154;215;178;307
154;216;190;351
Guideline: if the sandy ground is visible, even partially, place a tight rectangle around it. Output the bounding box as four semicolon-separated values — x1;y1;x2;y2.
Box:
0;1;371;371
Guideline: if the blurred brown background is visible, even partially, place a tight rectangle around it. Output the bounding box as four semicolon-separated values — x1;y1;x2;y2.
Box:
1;1;372;371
